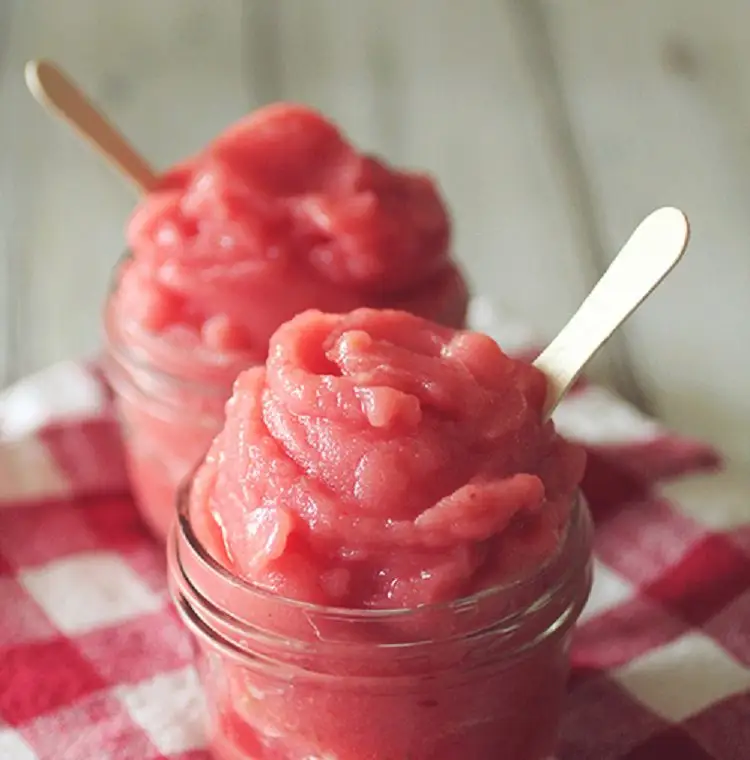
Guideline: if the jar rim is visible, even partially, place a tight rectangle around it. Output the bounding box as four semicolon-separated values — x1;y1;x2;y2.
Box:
174;475;590;622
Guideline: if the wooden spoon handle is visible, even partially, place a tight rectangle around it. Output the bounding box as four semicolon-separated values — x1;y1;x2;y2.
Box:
25;59;159;194
534;206;690;418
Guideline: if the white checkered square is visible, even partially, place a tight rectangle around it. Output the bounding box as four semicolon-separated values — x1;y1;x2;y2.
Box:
579;559;635;623
0;729;37;760
0;438;71;505
552;386;660;445
115;666;206;754
0;361;107;441
19;552;163;635
661;467;750;532
20;690;159;760
613;632;750;722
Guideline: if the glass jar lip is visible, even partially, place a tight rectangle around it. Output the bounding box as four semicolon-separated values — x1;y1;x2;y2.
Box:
174;474;589;622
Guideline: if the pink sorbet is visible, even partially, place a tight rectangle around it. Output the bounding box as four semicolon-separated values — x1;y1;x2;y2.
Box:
190;308;586;609
112;103;468;381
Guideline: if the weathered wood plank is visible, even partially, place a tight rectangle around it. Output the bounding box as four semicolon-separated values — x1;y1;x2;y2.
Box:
1;0;248;380
0;0;20;385
541;0;750;464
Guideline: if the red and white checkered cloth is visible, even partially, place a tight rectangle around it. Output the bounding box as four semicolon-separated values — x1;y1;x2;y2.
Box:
1;298;748;760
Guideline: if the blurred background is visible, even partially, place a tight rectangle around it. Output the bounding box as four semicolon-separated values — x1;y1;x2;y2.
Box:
0;1;748;468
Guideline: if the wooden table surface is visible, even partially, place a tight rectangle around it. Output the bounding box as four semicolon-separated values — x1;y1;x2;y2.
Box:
1;0;749;471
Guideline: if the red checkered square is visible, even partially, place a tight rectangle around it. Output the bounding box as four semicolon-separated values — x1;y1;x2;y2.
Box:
684;691;750;760
0;502;100;570
599;438;720;485
38;419;129;498
620;727;715;759
643;532;750;626
559;673;666;760
77;611;196;685
76;494;154;550
0;552;13;577
0;638;107;725
581;450;652;515
594;497;707;585
573;595;688;671
19;689;159;760
0;577;56;646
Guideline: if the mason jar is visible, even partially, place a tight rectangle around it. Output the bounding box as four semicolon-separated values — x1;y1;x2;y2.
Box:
168;481;593;760
102;256;262;540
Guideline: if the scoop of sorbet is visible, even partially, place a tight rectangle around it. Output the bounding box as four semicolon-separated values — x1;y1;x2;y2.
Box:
114;104;467;362
190;309;586;609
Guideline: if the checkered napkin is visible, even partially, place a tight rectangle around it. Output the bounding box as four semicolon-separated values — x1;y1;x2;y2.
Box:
0;298;746;760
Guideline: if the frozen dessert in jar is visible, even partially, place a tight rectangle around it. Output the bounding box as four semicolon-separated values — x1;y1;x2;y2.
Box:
103;104;469;539
169;308;593;760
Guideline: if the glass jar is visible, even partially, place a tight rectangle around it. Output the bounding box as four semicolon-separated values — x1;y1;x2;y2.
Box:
102;256;261;540
168;483;593;760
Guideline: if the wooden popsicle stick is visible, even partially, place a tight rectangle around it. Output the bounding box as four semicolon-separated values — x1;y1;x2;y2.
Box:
534;206;690;419
24;59;159;195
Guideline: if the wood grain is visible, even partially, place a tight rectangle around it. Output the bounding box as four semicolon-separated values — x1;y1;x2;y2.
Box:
0;0;248;380
0;0;19;385
542;0;750;463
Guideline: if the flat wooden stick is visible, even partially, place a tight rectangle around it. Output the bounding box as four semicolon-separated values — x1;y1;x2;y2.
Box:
25;59;159;194
534;207;690;418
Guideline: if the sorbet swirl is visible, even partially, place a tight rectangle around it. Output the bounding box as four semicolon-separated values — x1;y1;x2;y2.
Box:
191;308;586;609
